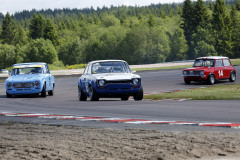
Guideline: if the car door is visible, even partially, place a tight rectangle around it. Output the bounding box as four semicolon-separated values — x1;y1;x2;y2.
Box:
85;64;92;94
44;64;51;91
214;59;224;79
80;64;90;92
223;59;231;78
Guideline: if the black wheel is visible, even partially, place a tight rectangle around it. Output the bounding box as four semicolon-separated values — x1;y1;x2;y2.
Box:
184;79;191;84
48;84;54;96
78;85;87;101
6;92;12;98
229;71;236;82
133;86;143;101
41;83;47;97
121;96;129;101
89;86;99;101
207;74;215;85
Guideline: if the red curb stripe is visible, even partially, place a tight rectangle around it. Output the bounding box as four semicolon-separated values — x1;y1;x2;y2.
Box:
58;118;76;120
169;121;197;124
20;115;65;117
2;112;240;129
100;119;149;123
75;117;105;120
200;123;240;128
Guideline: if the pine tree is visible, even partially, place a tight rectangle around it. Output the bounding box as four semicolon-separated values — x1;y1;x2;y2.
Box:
1;13;16;45
14;25;27;46
236;0;240;11
44;18;59;46
230;6;238;29
193;0;209;29
29;13;46;39
181;0;194;59
147;14;156;27
212;0;233;57
231;6;240;58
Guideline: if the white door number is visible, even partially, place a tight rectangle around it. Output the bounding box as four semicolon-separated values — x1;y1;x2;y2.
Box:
218;70;223;77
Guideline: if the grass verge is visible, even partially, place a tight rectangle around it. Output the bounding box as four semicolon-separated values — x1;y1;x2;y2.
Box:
144;84;240;100
231;59;240;66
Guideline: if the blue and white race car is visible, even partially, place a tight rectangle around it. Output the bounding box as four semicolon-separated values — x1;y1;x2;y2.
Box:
78;60;143;101
5;62;55;98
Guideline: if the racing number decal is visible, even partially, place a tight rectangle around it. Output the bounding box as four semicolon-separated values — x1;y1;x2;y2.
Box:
218;70;223;77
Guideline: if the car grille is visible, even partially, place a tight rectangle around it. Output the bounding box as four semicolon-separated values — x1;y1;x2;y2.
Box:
106;80;132;84
185;71;200;75
14;82;33;88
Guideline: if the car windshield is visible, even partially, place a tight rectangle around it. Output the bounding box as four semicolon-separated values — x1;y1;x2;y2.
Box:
92;62;129;74
193;59;215;67
11;67;43;75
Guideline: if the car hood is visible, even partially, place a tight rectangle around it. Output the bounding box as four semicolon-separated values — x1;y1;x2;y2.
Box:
93;73;140;81
184;67;209;71
6;74;44;82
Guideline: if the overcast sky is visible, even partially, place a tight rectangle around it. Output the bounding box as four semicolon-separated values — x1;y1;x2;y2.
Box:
0;0;184;15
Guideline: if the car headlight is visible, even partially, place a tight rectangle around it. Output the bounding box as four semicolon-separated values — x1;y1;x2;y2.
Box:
7;82;13;88
200;71;204;75
183;71;187;75
98;80;106;86
132;78;140;85
34;81;40;87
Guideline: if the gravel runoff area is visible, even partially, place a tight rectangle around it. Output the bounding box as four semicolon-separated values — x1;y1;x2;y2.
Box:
1;122;240;160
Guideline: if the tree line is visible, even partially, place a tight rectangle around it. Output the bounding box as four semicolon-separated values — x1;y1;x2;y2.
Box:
0;0;240;69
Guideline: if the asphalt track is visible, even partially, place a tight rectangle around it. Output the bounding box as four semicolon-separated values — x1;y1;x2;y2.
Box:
0;66;240;132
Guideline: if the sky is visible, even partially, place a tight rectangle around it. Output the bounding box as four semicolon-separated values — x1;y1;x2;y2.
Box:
0;0;184;15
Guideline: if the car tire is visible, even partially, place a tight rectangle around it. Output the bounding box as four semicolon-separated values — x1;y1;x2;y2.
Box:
184;79;191;84
133;86;143;101
41;83;47;97
6;92;12;98
121;96;129;101
48;84;54;96
78;86;87;101
229;71;236;82
89;86;99;101
207;74;215;85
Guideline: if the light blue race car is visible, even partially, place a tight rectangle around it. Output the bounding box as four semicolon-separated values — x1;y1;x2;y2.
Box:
78;60;143;101
5;62;55;98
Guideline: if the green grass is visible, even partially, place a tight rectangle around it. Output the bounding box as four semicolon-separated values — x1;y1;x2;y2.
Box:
48;61;66;70
66;64;86;69
231;59;240;66
144;84;240;100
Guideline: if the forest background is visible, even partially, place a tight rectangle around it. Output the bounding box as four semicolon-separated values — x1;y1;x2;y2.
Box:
0;0;240;70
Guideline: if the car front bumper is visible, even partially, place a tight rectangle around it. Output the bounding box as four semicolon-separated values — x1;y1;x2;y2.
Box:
6;87;42;95
183;75;207;81
94;83;141;97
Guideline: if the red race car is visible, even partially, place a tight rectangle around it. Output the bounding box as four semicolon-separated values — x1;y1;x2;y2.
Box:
183;56;236;85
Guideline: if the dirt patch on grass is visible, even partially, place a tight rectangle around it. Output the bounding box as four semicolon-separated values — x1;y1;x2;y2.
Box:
0;122;240;160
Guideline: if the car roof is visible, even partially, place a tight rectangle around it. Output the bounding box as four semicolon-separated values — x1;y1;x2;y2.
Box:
12;62;46;67
88;60;127;64
196;56;229;60
12;62;47;69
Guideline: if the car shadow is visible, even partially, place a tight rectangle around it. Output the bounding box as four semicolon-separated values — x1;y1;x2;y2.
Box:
180;79;232;86
0;94;44;99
